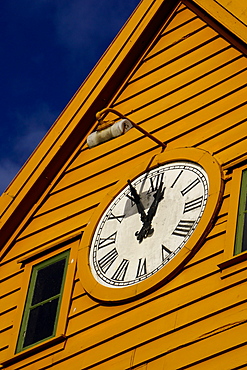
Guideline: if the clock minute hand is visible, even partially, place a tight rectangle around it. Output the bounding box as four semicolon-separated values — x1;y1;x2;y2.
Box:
136;182;165;243
127;180;147;223
147;182;165;222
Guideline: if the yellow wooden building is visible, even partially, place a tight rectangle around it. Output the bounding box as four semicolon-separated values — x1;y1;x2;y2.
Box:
1;0;247;368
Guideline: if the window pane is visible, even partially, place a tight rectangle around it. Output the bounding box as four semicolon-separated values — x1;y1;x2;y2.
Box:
32;258;66;305
23;298;59;348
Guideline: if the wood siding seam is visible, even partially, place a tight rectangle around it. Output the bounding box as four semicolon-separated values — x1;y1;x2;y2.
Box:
67;270;221;337
185;249;224;269
16;207;91;241
0;287;20;301
220;265;247;280
130;324;247;370
161;15;198;38
176;340;247;370
194;108;247;147
0;326;12;335
123;67;247;119
0;306;17;317
143;24;208;63
149;89;246;142
136;82;245;129
114;45;232;106
50;296;247;369
2;227;84;265
120;34;220;87
68;302;100;320
223;153;247;170
0;269;23;283
49;146;158;196
118;54;244;120
49;180;117;202
35;183;117;218
213;133;247;156
0;345;9;353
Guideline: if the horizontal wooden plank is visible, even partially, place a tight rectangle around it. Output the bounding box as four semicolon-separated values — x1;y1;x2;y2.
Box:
200;117;247;155
48;140;160;195
160;7;197;36
52;284;247;368
215;135;247;167
1;272;23;298
114;59;247;121
0;309;16;333
0;341;66;369
133;317;247;369
172;99;247;149
130;26;218;82
69;293;99;319
1;289;20;315
143;18;209;61
5;217;89;262
126;69;246;130
0;328;12;354
116;44;239;106
19;189;106;239
136;342;247;369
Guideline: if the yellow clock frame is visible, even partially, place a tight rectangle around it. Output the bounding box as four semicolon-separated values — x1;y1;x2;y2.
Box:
78;147;224;303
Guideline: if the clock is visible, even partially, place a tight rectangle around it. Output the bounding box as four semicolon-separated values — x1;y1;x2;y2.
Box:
78;148;223;302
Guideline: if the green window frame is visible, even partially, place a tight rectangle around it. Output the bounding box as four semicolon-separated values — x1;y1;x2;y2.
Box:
16;250;70;353
235;169;247;255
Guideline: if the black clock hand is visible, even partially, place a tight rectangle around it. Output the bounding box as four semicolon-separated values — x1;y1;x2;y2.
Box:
136;182;165;243
127;180;147;223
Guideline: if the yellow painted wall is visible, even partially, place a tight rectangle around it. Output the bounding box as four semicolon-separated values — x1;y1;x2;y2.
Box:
0;2;247;369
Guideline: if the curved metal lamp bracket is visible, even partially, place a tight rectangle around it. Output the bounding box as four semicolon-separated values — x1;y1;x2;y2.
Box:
95;108;167;152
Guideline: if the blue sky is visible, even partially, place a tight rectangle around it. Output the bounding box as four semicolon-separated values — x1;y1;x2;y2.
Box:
0;0;140;193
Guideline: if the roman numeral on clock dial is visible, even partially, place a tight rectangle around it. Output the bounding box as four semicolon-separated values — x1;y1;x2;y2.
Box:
98;248;118;273
162;244;172;260
181;178;200;196
136;258;147;278
172;220;195;237
112;259;129;281
171;170;183;188
148;173;164;193
108;212;125;223
98;231;117;249
184;196;203;213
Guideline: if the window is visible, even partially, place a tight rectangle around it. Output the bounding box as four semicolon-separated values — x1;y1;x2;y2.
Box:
16;250;70;353
235;169;247;255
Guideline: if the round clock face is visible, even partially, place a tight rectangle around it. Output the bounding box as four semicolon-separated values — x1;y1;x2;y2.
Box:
89;161;209;288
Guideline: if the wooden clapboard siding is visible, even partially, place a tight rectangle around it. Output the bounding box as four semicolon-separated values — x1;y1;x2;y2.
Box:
1;1;247;369
45;265;247;369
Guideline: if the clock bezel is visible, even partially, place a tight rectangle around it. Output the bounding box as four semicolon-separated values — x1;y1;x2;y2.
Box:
78;147;224;303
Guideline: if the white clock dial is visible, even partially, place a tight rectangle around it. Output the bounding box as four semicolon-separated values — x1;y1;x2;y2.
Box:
89;161;209;288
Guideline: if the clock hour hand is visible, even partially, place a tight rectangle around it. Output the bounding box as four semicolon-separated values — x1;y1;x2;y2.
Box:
127;180;147;223
136;182;165;243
